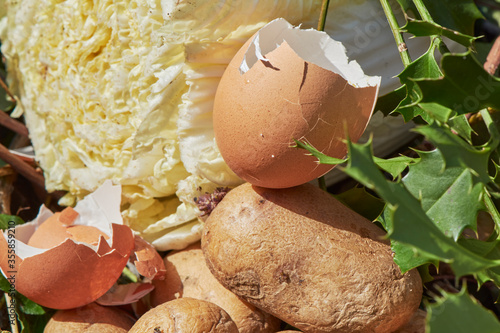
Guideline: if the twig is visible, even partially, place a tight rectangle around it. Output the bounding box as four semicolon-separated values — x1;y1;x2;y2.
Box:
379;0;412;67
317;0;330;31
0;143;45;189
484;35;500;75
0;111;29;137
0;76;16;104
4;293;19;333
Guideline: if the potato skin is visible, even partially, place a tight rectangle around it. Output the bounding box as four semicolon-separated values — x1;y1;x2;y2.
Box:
202;182;422;333
128;298;238;333
151;242;281;333
43;303;134;333
393;309;426;333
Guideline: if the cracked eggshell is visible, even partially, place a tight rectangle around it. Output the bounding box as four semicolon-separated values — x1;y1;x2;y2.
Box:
213;18;380;188
0;181;134;310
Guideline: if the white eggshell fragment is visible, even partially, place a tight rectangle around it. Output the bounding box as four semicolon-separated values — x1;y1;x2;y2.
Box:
213;18;381;188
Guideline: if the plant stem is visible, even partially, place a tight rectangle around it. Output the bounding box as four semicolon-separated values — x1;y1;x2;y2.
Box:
122;266;138;283
317;0;330;31
0;143;46;189
4;293;19;333
318;176;327;191
0;111;29;137
412;0;450;54
481;108;500;146
483;189;500;232
412;0;434;23
379;0;412;67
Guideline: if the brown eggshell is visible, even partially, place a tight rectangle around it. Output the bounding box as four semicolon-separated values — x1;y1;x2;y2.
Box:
128;297;239;333
43;302;135;333
132;235;166;280
27;208;109;249
213;36;378;188
151;242;281;333
0;223;134;310
202;182;422;333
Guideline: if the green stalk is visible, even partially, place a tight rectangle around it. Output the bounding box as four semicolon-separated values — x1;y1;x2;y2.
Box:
412;0;450;54
379;0;412;67
122;266;138;283
316;0;330;190
481;108;500;147
484;189;500;232
317;0;330;31
412;0;434;23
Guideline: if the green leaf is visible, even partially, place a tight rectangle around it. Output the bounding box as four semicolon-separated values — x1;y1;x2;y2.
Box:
16;311;52;333
342;139;500;276
391;39;442;122
375;87;407;117
402;149;485;240
0;215;25;230
0;272;11;293
334;187;385;221
415;123;496;184
448;114;474;144
402;19;477;46
427;288;500;333
293;140;346;165
416;51;500;117
420;0;484;36
373;155;414;179
16;293;46;316
296;139;415;180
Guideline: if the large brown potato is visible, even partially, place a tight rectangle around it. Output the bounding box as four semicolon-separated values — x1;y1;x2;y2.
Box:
202;182;422;333
128;298;238;333
43;303;135;333
151;242;281;333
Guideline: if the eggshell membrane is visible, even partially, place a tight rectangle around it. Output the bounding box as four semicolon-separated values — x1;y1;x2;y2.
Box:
0;223;134;310
213;40;378;188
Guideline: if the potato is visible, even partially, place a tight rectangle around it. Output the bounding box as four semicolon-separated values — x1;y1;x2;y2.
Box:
128;298;238;333
394;309;427;333
43;303;135;333
151;242;281;333
202;182;422;333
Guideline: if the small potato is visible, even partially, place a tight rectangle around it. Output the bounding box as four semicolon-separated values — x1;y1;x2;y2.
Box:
151;242;281;333
202;182;422;333
128;298;238;333
43;303;135;333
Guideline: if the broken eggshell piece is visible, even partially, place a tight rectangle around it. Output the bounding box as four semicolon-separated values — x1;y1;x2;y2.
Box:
0;181;134;310
213;18;381;188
